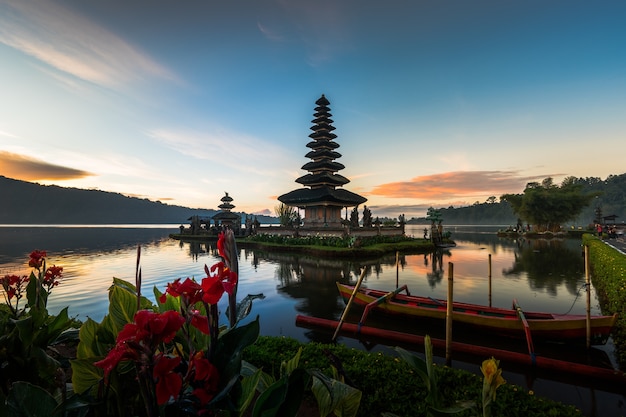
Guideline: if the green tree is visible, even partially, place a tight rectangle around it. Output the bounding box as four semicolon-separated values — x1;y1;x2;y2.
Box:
349;206;359;227
501;177;597;232
275;203;299;226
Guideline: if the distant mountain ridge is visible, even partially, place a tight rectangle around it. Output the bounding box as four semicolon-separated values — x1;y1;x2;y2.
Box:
0;176;275;225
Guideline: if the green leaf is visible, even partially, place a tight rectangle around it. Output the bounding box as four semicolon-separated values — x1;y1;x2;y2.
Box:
279;347;302;377
279;368;309;417
111;277;137;294
70;358;104;395
6;381;58;417
26;271;47;312
236;368;263;414
13;316;34;347
311;371;362;417
30;345;60;381
394;346;429;384
241;360;275;393
215;317;260;382
76;318;100;358
252;375;288;417
108;285;138;332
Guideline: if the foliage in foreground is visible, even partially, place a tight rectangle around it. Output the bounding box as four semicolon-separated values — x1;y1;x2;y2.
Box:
583;234;626;367
0;251;78;400
243;337;583;417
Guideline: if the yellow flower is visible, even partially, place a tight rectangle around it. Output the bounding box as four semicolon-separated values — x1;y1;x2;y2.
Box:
481;357;506;401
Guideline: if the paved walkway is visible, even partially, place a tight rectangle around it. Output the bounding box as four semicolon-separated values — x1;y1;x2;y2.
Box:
604;237;626;255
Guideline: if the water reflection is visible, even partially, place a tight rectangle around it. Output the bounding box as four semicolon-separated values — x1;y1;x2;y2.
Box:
1;225;622;415
503;238;584;297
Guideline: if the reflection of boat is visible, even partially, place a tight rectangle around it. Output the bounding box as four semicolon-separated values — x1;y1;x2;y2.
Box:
336;283;617;345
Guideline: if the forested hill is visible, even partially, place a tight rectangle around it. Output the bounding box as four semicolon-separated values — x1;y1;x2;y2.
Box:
407;202;518;225
1;176;219;224
407;173;626;226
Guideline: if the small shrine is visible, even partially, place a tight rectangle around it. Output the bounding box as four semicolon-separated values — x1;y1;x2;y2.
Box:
278;95;366;227
212;192;241;231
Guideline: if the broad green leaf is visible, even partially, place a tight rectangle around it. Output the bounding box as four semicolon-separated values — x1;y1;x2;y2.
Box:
394;346;429;384
30;346;60;380
279;347;302;377
70;358;103;395
13;316;34;347
108;285;138;331
26;271;47;312
111;277;137;294
6;381;57;417
241;360;275;393
236;368;263;414
215;317;260;381
76;318;100;358
251;375;289;417
311;371;362;417
279;368;309;417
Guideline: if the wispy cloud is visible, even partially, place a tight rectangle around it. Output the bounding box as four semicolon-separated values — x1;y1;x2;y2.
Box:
369;171;549;200
0;129;18;139
0;151;93;180
0;0;179;90
147;127;292;176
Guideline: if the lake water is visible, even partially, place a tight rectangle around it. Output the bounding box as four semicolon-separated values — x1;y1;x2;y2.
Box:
0;224;623;416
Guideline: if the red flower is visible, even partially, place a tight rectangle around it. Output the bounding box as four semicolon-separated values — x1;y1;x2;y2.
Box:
190;352;220;406
28;250;47;268
43;265;63;288
94;342;138;376
190;309;210;335
160;278;203;305
201;262;238;305
135;310;185;344
1;274;29;300
153;354;183;405
217;232;227;262
95;310;185;376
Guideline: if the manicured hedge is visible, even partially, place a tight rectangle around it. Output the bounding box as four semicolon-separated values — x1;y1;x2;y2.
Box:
582;234;626;366
243;336;582;417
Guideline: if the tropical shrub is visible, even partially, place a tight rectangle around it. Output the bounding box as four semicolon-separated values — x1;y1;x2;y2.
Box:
0;250;77;403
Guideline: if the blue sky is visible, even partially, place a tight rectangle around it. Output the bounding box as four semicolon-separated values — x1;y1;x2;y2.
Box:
1;0;624;219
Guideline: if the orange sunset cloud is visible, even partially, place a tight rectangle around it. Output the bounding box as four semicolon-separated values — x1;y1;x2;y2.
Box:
369;171;549;200
0;151;93;181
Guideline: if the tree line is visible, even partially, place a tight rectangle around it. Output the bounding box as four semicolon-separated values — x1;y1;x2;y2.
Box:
408;173;625;228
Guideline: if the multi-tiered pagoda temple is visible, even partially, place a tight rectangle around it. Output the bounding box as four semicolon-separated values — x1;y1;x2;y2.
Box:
278;95;366;227
212;192;240;231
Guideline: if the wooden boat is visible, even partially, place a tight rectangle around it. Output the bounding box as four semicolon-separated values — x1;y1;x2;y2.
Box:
336;283;617;345
295;315;626;389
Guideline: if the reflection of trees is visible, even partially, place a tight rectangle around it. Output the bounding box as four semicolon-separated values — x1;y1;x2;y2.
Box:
253;251;401;321
424;249;452;289
503;239;584;296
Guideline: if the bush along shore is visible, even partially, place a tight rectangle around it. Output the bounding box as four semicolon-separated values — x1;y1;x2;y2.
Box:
0;232;602;416
171;232;442;259
583;233;626;368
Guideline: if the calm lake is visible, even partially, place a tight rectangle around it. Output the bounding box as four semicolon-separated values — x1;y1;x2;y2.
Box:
0;224;623;416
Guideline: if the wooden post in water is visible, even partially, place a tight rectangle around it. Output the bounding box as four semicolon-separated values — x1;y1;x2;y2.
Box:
446;262;454;366
584;245;591;349
488;254;492;307
395;251;399;288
